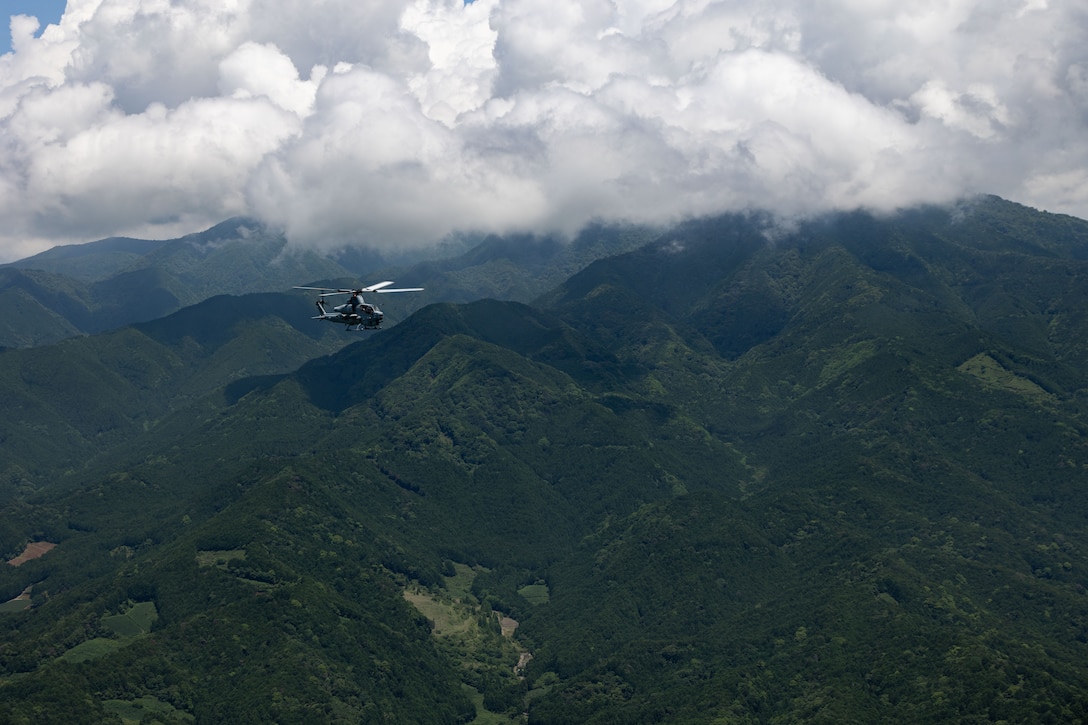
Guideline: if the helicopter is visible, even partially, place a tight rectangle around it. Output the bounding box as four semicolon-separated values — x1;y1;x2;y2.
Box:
294;281;424;330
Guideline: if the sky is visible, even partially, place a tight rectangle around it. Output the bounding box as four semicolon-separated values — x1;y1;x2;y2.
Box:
1;0;1087;262
0;2;65;54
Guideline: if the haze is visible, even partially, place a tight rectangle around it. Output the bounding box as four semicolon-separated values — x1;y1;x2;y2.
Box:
1;0;1086;261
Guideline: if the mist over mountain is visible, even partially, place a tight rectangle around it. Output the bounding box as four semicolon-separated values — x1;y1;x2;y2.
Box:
3;196;1088;722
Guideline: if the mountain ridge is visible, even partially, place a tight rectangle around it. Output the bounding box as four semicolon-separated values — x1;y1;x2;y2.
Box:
0;217;658;349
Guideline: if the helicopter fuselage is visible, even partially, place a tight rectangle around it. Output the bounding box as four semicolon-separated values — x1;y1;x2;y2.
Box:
317;295;384;329
295;282;422;331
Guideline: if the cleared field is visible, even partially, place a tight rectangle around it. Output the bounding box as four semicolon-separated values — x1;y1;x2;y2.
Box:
957;352;1053;402
444;562;479;600
462;683;522;725
103;695;194;724
403;590;475;636
0;585;32;613
102;601;158;637
0;598;29;613
6;541;55;566
195;549;246;567
58;638;124;663
59;602;159;662
517;583;549;605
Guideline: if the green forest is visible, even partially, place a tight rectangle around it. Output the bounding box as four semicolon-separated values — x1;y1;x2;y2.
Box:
3;196;1088;722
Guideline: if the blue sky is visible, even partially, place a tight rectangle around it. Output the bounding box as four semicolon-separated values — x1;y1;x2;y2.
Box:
0;0;66;54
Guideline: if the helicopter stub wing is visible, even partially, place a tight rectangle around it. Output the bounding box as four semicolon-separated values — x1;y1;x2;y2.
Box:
313;312;361;322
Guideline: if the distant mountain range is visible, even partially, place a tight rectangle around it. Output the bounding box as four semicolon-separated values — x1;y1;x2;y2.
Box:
0;219;348;348
0;218;656;349
2;196;1088;723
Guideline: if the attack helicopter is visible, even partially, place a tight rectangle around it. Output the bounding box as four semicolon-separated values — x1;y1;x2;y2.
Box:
294;281;423;330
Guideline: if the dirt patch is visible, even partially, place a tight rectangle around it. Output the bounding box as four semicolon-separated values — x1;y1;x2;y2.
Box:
7;541;56;567
498;615;518;637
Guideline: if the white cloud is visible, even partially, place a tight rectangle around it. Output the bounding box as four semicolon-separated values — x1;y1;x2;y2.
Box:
218;41;324;116
400;0;497;124
1;0;1087;260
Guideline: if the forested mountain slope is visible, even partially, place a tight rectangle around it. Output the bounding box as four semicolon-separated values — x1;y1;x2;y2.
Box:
2;196;1088;723
0;292;354;493
525;197;1088;721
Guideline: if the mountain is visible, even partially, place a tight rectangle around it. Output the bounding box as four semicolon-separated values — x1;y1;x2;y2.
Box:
0;291;355;494
0;218;655;350
391;224;661;305
0;219;355;348
3;196;1088;722
522;198;1088;721
5;218;335;286
3;236;172;282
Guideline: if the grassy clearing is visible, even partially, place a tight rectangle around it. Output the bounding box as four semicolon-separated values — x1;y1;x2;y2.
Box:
195;549;246;567
404;590;475;636
817;341;877;387
957;353;1053;403
102;695;194;724
517;583;549;605
445;562;480;600
405;583;529;722
0;598;29;613
59;602;158;662
58;638;124;663
462;684;522;725
0;585;31;613
102;601;158;637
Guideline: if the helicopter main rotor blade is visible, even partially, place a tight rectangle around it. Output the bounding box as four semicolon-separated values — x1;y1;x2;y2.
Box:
359;281;396;292
294;282;421;296
293;286;353;293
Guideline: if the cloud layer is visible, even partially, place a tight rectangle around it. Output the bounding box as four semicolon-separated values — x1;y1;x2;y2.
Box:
2;0;1087;260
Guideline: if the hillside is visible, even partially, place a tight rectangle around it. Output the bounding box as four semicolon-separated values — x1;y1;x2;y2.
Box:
2;196;1088;722
0;292;356;493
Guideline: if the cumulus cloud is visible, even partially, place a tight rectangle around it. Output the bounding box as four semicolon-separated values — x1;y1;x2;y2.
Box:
1;0;1087;260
